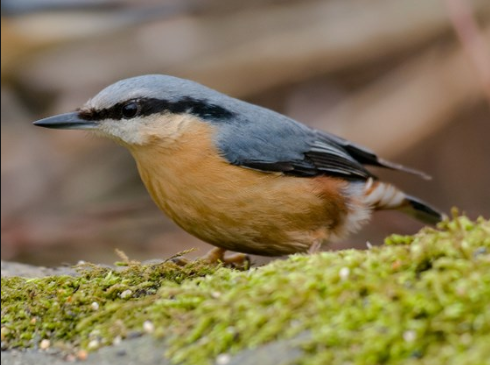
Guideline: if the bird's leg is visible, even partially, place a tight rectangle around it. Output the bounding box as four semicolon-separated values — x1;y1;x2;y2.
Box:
202;247;226;262
308;227;328;254
202;247;250;267
308;240;322;254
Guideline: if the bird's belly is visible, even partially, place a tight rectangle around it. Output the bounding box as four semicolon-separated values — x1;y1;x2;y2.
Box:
138;163;350;255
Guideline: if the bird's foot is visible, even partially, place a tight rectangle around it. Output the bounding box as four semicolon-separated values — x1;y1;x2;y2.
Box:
169;256;190;266
167;249;197;266
202;247;251;269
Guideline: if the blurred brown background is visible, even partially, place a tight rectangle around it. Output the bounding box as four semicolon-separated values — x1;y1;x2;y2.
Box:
2;0;489;266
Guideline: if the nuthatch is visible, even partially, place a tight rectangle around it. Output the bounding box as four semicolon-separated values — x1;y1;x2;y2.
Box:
34;75;442;263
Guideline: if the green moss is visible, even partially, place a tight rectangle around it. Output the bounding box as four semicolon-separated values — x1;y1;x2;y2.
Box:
2;214;490;365
1;259;220;350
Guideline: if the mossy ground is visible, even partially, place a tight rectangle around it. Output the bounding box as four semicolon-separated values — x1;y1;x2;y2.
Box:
2;213;490;365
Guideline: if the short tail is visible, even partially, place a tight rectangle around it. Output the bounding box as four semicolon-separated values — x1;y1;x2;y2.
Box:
400;195;443;225
364;179;443;225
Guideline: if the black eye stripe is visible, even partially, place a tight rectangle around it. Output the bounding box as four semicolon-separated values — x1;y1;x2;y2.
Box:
78;97;234;122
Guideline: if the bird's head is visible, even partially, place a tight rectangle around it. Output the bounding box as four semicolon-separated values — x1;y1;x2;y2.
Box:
34;75;236;147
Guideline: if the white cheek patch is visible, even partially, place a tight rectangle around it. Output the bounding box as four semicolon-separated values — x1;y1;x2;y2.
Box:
97;117;149;145
94;114;196;146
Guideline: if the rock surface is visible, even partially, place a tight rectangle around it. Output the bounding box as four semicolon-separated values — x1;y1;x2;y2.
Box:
1;336;306;365
1;260;77;278
2;337;170;365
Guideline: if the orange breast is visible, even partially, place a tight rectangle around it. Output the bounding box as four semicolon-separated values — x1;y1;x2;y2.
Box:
129;116;349;256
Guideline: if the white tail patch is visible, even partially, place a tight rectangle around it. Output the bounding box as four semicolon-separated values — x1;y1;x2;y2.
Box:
332;183;372;241
335;180;440;239
331;180;411;241
363;179;406;210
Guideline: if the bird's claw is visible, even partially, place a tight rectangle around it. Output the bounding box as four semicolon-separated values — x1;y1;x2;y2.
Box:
202;247;251;269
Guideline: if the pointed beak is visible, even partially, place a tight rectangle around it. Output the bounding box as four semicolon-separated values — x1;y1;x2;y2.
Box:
33;112;97;130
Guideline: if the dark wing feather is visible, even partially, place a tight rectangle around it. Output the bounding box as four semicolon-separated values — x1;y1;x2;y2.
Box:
213;99;429;181
303;137;372;179
320;133;431;180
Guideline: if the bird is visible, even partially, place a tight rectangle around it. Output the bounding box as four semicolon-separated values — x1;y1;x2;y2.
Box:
34;74;443;264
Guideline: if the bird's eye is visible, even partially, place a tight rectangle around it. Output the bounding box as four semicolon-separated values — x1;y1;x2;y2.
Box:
121;101;140;119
